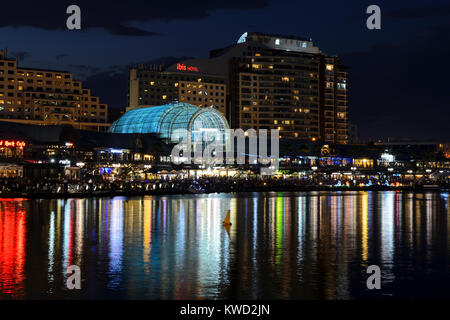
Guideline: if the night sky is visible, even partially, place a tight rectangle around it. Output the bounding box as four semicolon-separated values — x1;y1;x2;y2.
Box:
1;0;449;141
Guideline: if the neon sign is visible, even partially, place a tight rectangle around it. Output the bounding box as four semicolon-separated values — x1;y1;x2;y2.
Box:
176;63;199;72
0;140;27;147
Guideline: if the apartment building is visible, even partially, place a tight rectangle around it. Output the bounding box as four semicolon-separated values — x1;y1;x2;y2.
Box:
168;32;349;143
0;49;109;131
228;33;348;143
127;64;227;117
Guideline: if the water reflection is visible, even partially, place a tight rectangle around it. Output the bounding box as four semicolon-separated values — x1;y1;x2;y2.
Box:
0;199;27;298
0;191;449;299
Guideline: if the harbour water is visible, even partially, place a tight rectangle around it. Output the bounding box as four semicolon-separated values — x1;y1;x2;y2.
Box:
0;191;449;299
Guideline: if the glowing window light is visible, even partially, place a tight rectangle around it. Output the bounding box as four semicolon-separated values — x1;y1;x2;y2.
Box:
381;153;395;162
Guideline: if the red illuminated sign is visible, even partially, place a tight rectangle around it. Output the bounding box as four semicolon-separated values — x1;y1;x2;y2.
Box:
0;140;27;147
177;63;199;72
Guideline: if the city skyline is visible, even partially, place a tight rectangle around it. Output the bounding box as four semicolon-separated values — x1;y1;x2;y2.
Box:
1;0;450;141
1;1;450;306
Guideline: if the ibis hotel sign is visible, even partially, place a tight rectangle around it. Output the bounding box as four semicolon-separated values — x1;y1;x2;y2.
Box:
176;63;199;72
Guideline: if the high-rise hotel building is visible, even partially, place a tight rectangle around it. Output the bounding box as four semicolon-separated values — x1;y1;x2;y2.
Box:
127;64;227;116
0;49;109;131
230;34;348;143
161;32;349;144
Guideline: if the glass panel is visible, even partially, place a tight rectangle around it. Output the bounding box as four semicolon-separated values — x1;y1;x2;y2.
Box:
109;103;229;141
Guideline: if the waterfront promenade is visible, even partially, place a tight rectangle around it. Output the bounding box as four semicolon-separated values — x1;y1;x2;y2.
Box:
0;175;448;198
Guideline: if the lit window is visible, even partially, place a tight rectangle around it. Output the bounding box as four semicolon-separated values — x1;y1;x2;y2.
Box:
162;95;167;100
275;39;280;45
326;64;334;71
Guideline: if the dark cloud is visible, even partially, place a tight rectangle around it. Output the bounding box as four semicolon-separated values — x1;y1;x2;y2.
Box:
104;24;158;37
68;64;101;72
67;64;102;79
10;51;31;61
0;0;271;36
387;4;450;19
55;53;69;60
341;25;450;141
84;69;128;110
83;56;193;109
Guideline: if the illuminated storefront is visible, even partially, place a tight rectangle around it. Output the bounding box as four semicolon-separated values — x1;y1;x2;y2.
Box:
0;164;23;178
0;140;27;158
352;158;374;169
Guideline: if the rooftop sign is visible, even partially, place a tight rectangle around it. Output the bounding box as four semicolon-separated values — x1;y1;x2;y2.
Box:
177;63;199;72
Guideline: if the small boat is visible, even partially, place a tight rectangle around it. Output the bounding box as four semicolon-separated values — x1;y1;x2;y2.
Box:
222;210;232;226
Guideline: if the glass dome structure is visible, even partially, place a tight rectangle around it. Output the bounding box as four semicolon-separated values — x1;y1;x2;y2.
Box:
109;102;229;141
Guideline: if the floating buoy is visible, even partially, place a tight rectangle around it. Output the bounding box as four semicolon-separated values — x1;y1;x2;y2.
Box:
222;210;232;226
